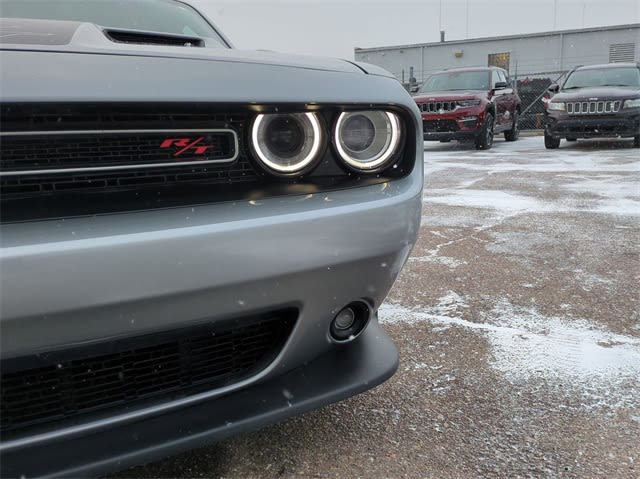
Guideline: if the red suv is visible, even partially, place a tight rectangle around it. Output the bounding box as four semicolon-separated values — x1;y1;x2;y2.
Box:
414;66;521;149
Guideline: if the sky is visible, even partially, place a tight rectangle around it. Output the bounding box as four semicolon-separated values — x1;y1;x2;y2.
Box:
190;0;640;59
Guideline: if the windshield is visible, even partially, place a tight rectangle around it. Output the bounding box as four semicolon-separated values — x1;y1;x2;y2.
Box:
418;70;490;92
0;0;228;46
563;66;640;89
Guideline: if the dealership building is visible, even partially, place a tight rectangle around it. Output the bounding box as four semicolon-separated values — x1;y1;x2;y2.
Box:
354;23;640;87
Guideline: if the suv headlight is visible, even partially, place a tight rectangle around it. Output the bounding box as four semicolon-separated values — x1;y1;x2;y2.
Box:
623;98;640;108
457;99;481;107
547;101;566;111
251;112;323;175
334;111;401;171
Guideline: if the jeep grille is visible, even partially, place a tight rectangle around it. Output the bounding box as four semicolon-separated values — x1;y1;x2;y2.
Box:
420;101;457;113
566;100;621;115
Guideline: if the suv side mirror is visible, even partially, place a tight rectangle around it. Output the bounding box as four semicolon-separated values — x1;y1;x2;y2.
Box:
548;83;560;93
494;81;508;90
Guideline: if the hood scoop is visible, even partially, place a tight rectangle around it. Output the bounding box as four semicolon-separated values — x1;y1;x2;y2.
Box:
104;28;204;47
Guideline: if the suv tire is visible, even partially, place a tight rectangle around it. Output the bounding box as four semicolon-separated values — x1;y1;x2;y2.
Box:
634;135;639;148
544;130;561;149
475;113;494;150
504;110;520;142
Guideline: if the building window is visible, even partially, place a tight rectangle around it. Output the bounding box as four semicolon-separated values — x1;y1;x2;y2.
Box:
488;52;510;71
609;43;635;63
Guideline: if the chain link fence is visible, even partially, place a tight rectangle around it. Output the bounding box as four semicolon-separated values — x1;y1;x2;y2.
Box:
514;70;568;130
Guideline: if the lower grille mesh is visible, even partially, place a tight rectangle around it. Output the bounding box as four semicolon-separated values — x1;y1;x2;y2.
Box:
423;119;459;133
1;310;297;434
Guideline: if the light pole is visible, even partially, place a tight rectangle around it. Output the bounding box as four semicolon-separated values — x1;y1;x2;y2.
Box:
466;0;469;38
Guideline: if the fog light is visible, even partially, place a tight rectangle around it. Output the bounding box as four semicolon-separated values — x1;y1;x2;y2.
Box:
334;308;356;330
329;302;371;343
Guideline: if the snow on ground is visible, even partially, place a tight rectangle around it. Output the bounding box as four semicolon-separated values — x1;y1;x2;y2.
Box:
382;137;640;412
423;138;640;218
379;294;640;411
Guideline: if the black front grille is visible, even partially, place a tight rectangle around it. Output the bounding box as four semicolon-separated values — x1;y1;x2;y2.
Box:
0;103;414;222
1;130;238;173
1;309;297;434
423;119;459;133
0;105;267;222
1;157;257;196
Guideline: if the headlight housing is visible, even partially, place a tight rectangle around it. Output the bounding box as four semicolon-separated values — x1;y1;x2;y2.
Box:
251;112;323;175
334;111;401;171
547;101;566;111
623;98;640;109
457;99;482;107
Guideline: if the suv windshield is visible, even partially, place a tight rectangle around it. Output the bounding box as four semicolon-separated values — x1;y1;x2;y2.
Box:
563;66;640;89
419;71;490;92
0;0;228;46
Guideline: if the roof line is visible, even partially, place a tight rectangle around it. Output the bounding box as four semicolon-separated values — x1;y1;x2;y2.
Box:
354;23;640;53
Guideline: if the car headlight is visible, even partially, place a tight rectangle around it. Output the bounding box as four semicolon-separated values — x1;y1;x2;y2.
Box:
547;101;566;111
623;98;640;108
334;111;401;171
457;99;481;107
251;112;322;175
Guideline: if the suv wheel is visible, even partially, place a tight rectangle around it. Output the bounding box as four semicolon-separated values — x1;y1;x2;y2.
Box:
544;130;561;149
634;135;640;148
504;110;520;142
475;113;494;150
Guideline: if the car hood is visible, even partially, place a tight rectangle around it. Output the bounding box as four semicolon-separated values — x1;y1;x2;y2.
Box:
413;90;486;102
0;17;413;105
0;17;372;75
555;86;640;101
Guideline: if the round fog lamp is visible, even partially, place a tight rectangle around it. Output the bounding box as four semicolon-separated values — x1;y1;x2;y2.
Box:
329;302;371;343
333;307;356;330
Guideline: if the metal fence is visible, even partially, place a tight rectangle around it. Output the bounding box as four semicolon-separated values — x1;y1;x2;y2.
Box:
513;70;568;130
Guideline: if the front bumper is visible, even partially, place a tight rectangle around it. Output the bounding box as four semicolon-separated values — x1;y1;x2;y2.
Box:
422;112;483;141
545;111;640;139
0;170;422;477
1;322;397;478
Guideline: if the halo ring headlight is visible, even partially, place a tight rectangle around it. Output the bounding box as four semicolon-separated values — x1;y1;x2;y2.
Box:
334;111;401;171
251;112;322;175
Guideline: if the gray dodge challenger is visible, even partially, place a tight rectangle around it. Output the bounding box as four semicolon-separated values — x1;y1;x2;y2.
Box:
0;1;423;477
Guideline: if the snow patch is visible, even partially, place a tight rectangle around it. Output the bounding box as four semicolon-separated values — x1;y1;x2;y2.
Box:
379;295;640;411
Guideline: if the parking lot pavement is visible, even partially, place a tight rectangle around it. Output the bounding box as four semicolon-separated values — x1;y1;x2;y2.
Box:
119;136;639;479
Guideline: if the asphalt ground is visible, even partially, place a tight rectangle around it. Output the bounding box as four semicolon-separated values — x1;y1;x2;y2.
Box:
116;135;640;479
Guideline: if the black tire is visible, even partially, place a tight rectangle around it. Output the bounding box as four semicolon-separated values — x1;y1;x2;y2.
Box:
475;113;494;150
634;135;640;148
504;110;520;142
544;130;561;149
566;137;577;142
